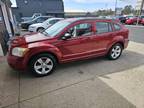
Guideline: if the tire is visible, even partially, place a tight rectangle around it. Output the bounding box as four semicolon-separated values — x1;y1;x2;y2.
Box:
29;53;57;77
37;27;44;33
107;43;123;60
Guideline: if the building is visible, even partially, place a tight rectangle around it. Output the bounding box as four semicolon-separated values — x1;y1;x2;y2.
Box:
136;0;142;10
65;12;97;18
136;0;144;11
0;0;15;56
12;0;64;22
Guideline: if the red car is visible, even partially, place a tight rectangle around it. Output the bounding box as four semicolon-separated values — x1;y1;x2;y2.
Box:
141;18;144;25
125;16;137;25
125;16;142;25
7;18;129;77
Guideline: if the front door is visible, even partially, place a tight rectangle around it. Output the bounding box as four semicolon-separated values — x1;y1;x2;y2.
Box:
55;22;94;61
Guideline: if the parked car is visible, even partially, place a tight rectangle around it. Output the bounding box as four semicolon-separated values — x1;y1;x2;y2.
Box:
139;16;144;25
125;16;142;25
28;18;64;32
141;18;144;25
106;16;120;22
8;18;129;77
21;13;42;22
117;16;127;24
21;16;52;29
125;16;135;25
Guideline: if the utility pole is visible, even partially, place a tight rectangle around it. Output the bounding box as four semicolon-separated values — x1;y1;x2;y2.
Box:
115;0;118;16
137;0;144;25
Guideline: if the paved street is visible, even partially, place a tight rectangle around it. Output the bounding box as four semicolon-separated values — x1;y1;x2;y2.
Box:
0;25;144;108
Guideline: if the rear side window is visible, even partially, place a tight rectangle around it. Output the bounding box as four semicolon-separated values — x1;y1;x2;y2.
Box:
114;24;121;31
96;22;112;34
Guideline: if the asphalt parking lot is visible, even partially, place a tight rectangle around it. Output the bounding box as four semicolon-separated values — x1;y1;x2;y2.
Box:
0;25;144;108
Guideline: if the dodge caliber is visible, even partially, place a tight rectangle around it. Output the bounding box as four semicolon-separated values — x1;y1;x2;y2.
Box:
7;18;129;77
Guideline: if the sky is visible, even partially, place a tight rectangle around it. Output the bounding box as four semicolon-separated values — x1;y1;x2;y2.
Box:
10;0;137;12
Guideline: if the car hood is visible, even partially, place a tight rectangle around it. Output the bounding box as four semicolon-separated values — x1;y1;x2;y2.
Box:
10;33;52;47
24;32;51;43
21;20;33;24
30;23;43;27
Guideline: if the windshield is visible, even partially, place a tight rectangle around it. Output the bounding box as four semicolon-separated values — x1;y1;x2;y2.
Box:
43;21;70;37
43;19;52;24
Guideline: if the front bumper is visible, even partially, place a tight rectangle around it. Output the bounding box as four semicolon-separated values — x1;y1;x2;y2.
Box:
28;27;36;32
21;24;29;29
7;54;26;70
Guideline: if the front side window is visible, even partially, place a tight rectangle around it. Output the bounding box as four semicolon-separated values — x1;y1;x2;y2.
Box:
65;23;93;38
96;22;112;34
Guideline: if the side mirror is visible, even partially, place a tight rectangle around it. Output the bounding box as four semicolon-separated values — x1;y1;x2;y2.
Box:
61;33;72;40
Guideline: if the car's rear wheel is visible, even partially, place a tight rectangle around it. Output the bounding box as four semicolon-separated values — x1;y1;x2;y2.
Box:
37;27;44;33
29;54;56;77
108;43;123;60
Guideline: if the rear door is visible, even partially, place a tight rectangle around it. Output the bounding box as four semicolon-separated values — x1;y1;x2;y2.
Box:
88;21;114;55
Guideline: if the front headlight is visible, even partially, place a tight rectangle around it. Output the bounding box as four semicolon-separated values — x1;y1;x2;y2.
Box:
30;26;34;28
12;47;29;57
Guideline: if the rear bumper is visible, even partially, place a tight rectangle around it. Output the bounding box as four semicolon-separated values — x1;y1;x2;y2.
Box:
7;54;26;70
124;39;129;49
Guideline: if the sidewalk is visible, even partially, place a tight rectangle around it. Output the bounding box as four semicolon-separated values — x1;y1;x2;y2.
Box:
0;41;144;108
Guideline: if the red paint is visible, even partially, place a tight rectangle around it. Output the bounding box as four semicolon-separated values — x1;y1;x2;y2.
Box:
7;18;129;70
141;18;144;25
125;17;141;25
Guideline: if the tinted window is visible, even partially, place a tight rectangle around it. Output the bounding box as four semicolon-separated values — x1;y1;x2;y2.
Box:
96;22;112;34
114;24;121;31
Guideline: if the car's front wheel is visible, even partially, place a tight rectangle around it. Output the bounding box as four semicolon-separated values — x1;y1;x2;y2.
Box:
108;43;123;60
29;54;56;77
37;27;44;33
